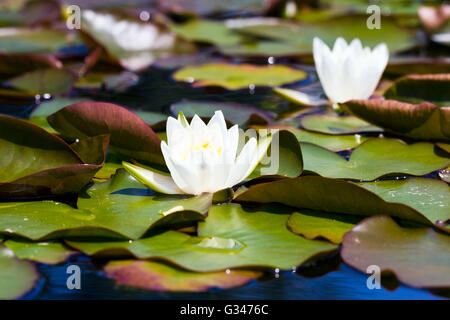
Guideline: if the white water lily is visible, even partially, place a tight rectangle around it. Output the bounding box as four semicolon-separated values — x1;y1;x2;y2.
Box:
313;37;389;105
123;111;271;195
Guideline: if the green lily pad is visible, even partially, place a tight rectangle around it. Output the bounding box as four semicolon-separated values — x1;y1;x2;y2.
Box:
231;15;415;54
262;125;368;151
47;102;165;166
4;239;77;265
0;115;106;198
0;169;212;240
219;41;306;58
172;63;307;90
341;215;450;288
6;68;77;95
67;204;337;272
287;210;360;244
170;19;242;47
0;244;39;300
103;260;262;292
170;99;274;127
301;138;450;180
80;10;195;71
0;28;75;53
301;113;382;134
247;130;303;179
235;176;450;227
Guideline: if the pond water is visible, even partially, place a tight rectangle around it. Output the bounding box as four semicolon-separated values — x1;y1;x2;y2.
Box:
3;57;444;300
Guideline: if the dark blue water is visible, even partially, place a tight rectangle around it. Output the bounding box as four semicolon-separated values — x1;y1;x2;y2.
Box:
25;255;442;300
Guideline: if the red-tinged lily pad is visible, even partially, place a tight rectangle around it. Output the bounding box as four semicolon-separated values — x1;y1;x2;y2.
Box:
235;176;450;228
0;52;62;78
384;74;450;107
0;244;39;300
47;102;165;166
103;260;262;292
172;63;307;90
6;68;77;95
67;203;337;272
343;74;450;141
386;57;450;76
0;115;108;198
4;239;77;265
0;169;212;240
301;138;450;180
341;215;450;289
343;100;450;141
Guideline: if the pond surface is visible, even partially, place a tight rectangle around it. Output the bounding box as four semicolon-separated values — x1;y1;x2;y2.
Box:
27;255;442;300
3;60;443;300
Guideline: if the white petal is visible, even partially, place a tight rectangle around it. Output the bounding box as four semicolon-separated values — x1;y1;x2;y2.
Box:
207;110;227;136
161;141;192;193
225;137;257;187
122;162;184;194
166;116;184;147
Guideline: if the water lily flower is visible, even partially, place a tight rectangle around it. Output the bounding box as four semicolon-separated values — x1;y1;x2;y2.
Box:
313;37;389;105
123;111;270;195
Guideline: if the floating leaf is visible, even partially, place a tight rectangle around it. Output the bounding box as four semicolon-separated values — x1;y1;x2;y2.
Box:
0;52;62;77
386;57;450;76
67;204;337;272
236;176;450;227
341;215;450;288
0;244;39;300
231;15;415;54
384;74;450;107
28;97;90;132
301;113;382;134
288;210;360;244
0;115;106;198
173;63;307;90
103;260;262;292
301;138;449;180
4;239;77;265
247;130;303;179
343;100;450;141
220;41;305;58
0;28;75;53
343;74;450;141
47;102;164;166
259;125;368;151
6;68;77;95
170;19;242;47
0;170;212;240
